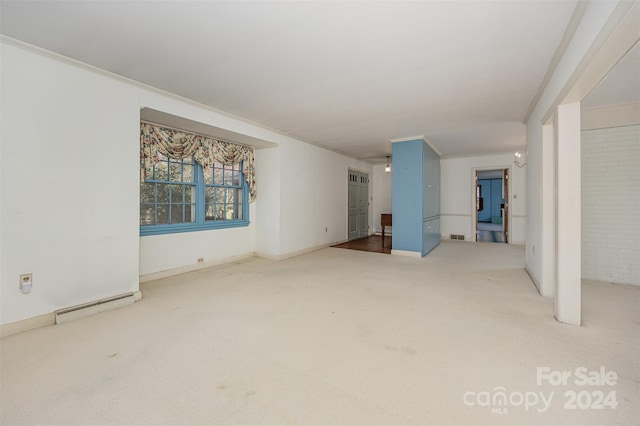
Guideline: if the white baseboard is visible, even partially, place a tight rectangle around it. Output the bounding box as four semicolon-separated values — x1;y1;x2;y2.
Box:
1;291;143;337
254;252;279;260
0;291;142;337
140;252;256;283
1;313;55;338
391;249;423;258
525;263;548;297
524;263;542;296
257;241;345;261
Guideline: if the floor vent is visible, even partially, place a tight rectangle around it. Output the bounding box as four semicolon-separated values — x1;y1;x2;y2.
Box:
55;291;142;324
450;234;465;241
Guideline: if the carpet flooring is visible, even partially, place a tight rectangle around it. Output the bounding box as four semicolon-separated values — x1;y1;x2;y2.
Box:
1;242;638;425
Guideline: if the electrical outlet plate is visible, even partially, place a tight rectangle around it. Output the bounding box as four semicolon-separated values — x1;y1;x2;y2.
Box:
19;273;32;294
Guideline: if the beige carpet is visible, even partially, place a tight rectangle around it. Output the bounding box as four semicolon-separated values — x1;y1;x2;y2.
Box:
1;241;638;425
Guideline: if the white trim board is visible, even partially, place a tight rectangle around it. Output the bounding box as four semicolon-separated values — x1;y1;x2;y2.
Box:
261;241;348;261
0;313;55;338
389;135;442;156
140;252;256;283
391;249;423;258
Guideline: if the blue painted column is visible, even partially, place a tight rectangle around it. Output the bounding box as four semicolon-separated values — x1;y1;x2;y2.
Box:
391;138;440;256
392;139;424;255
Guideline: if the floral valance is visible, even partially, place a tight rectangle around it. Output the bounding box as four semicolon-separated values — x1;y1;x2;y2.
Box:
140;122;256;202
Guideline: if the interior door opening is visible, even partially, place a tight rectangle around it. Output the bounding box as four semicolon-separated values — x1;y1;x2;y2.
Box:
475;168;509;243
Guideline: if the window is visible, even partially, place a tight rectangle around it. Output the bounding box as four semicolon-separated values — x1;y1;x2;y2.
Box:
204;161;246;221
140;152;248;235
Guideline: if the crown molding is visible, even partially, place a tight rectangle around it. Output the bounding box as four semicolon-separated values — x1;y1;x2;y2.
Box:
389;135;443;156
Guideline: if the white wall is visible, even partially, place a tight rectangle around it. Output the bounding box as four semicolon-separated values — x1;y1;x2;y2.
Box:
138;210;256;277
1;42;140;324
525;0;630;295
371;164;392;234
1;39;373;325
440;153;526;244
278;140;372;257
254;147;281;257
581;125;639;285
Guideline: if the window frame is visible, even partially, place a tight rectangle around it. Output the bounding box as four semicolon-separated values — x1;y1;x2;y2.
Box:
140;157;249;236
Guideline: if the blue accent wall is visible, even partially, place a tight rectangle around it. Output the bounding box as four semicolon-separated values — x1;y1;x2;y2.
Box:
478;178;503;222
490;179;503;218
478;179;491;222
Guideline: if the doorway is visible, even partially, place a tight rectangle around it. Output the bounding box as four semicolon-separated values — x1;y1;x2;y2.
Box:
475;168;509;243
348;170;369;241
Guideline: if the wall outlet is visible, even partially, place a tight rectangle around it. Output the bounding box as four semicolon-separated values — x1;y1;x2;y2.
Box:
197;257;204;263
20;273;32;294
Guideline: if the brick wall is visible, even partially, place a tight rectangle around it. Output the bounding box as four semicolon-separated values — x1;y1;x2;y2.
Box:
581;125;639;285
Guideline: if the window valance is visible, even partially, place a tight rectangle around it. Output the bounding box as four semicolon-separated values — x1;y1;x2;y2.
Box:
140;122;256;202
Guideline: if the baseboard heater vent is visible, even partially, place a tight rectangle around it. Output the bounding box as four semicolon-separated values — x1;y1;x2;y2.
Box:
55;291;142;324
450;234;465;241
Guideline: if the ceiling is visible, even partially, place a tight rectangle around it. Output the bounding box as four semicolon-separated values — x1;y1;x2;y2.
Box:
1;1;581;160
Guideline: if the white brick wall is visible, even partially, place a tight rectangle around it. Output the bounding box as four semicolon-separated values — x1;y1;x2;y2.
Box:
581;125;640;285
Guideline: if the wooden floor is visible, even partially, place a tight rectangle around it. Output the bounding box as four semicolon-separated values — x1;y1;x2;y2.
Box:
332;235;392;254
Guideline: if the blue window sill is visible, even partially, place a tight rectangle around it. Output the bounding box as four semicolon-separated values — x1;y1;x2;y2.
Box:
140;220;250;236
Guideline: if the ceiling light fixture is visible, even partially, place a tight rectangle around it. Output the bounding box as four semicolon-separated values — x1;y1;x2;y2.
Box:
385;156;391;173
514;152;527;167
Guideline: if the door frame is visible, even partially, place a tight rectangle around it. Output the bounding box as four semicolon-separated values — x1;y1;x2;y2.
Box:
472;165;511;243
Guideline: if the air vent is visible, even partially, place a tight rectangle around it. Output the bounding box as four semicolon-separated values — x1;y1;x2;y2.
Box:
450;234;465;241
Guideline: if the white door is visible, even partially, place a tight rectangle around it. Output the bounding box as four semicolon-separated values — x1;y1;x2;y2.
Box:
348;170;369;241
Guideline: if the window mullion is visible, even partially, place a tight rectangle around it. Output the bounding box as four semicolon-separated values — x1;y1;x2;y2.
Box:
153;182;158;225
168;164;172;224
196;163;205;225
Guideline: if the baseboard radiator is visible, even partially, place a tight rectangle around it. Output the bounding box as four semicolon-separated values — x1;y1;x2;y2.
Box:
55;291;142;324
